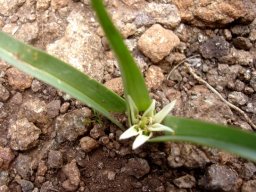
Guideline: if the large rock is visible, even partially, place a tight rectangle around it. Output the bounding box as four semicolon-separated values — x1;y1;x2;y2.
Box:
6;68;33;91
172;0;256;27
47;10;105;81
8;118;41;151
199;164;239;191
55;108;92;143
138;24;180;63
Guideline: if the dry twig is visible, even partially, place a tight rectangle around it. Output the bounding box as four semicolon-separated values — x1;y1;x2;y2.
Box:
184;62;256;130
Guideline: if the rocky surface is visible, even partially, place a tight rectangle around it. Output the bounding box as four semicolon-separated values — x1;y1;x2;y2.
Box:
0;0;255;191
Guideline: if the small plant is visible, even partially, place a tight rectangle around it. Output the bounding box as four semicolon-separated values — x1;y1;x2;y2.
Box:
0;0;256;161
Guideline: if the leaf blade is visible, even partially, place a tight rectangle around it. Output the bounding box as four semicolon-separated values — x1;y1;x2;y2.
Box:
91;0;151;112
150;116;256;161
0;31;126;127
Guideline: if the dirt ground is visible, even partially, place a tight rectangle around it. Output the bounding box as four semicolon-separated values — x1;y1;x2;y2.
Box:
0;0;256;191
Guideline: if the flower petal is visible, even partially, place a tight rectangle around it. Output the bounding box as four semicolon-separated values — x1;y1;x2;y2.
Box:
127;95;139;124
132;132;152;150
148;123;174;133
154;100;176;123
119;125;139;140
142;99;155;118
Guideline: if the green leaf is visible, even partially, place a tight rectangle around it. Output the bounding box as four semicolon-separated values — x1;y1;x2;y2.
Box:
0;31;126;127
91;0;151;112
150;116;256;161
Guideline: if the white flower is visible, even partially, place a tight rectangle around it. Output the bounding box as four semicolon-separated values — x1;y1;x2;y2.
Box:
119;96;176;149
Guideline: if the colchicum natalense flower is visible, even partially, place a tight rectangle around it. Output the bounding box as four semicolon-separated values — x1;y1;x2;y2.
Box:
119;96;176;149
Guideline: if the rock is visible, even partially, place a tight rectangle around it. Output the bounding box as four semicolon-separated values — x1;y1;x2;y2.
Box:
123;158;150;179
37;161;47;176
55;108;91;143
199;164;239;191
46;100;61;118
144;3;181;28
47;150;63;169
15;22;39;43
0;147;15;170
250;72;256;91
14;154;32;179
183;86;233;124
17;179;34;192
18;98;48;125
62;160;80;191
80;137;99;153
0;84;9;101
104;77;124;95
6;68;33;91
145;65;164;90
207;64;241;88
223;29;232;40
199;36;230;59
36;0;50;11
31;80;42;92
228;91;248;105
47;10;105;81
0;171;10;187
0;0;26;16
231;25;251;36
51;0;69;10
90;124;105;139
104;170;116;181
40;181;54;192
249;29;256;42
234;80;245;92
241;163;256;180
233;37;252;50
60;102;70;113
172;0;256;27
173;174;196;189
242;180;256;192
166;143;210;168
219;48;253;66
0;185;9;192
138;24;180;63
8;118;41;151
9;92;23;106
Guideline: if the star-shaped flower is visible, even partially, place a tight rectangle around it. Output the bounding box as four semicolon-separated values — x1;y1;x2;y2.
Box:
119;96;176;149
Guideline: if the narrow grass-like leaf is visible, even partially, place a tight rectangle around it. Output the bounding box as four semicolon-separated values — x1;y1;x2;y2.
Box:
0;31;126;127
150;116;256;161
91;0;151;112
